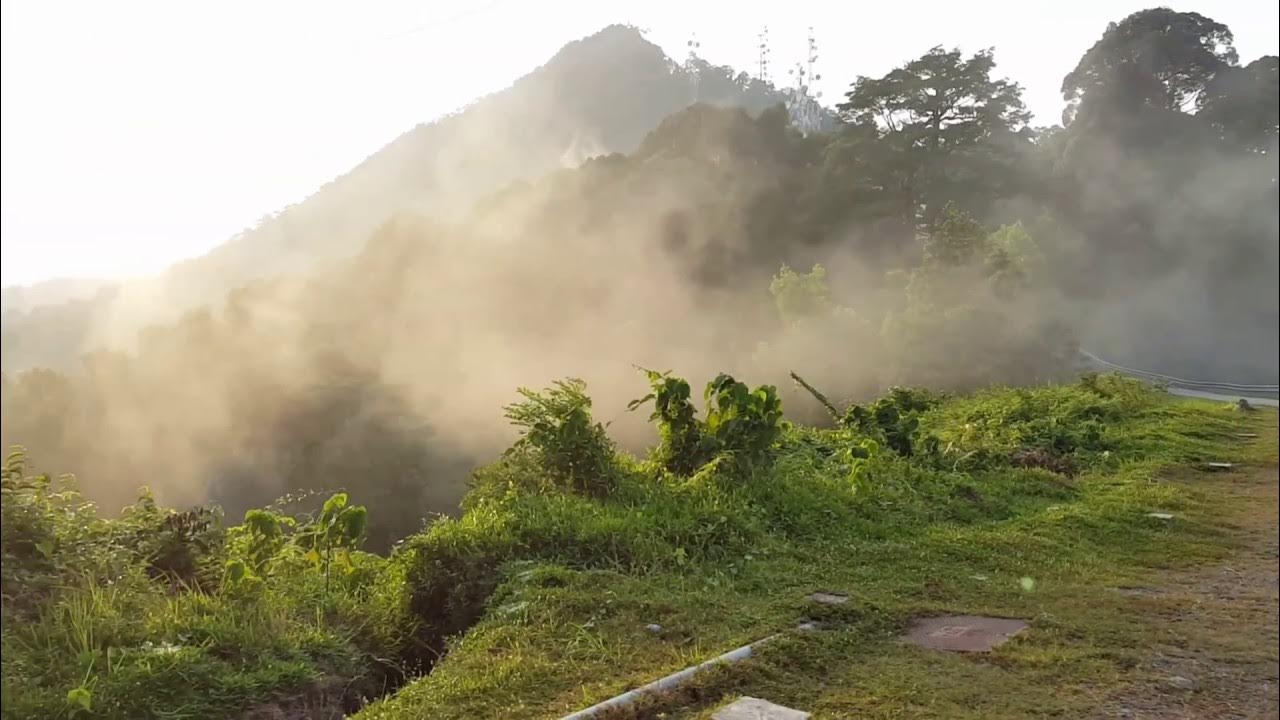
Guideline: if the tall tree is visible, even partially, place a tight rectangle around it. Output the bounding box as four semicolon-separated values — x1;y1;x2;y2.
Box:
1049;8;1278;382
840;47;1029;153
830;47;1032;246
1197;55;1280;153
1061;8;1237;122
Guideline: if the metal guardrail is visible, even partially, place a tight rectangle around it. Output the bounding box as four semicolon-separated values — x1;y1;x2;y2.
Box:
1078;349;1279;395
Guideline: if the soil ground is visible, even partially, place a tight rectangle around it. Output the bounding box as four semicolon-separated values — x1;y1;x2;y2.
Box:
1091;465;1279;720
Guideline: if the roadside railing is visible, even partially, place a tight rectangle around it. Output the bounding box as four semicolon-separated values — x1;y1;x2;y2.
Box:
1078;349;1279;398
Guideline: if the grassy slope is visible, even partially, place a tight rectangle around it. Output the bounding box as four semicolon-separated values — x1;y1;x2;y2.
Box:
357;385;1277;719
4;379;1272;719
0;550;405;720
0;491;412;719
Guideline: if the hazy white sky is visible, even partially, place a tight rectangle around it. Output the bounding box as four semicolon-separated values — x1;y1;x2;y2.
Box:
2;0;1276;287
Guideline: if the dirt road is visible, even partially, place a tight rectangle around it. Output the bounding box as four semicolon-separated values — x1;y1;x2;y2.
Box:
1094;466;1279;719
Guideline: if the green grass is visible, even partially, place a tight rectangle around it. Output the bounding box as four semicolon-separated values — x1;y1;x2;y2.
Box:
4;376;1275;719
356;380;1277;719
0;552;405;719
1;479;412;720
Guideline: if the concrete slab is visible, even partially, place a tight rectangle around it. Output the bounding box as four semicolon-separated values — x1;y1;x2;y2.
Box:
904;615;1029;653
712;697;811;720
808;592;849;605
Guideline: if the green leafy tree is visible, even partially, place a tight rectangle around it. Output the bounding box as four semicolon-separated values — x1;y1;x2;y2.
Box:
840;47;1029;153
922;203;986;268
835;47;1033;233
1062;8;1237;121
884;207;1077;389
769;264;833;324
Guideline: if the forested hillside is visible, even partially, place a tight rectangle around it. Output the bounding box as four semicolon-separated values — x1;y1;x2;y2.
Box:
0;278;113;315
1;10;1277;548
0;25;789;370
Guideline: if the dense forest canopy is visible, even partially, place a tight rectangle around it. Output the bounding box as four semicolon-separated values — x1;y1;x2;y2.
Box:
1;10;1276;548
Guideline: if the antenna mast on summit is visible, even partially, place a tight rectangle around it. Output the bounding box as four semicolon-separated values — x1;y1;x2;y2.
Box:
686;33;702;102
806;26;819;91
757;27;771;84
786;26;824;135
789;26;821;94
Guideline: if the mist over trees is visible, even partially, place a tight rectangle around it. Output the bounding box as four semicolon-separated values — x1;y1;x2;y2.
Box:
0;26;792;366
1;10;1276;546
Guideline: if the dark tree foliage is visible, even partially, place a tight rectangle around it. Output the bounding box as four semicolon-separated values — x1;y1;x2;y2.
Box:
1062;8;1237;119
1198;55;1279;151
1046;8;1277;381
826;47;1036;256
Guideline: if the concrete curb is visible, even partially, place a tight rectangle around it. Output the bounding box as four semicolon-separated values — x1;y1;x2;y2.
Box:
558;633;781;719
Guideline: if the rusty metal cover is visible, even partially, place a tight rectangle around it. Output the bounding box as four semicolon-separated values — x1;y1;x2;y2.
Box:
904;615;1028;652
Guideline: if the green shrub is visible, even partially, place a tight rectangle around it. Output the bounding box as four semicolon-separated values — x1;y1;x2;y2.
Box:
842;387;945;457
703;374;786;469
295;492;369;593
1;447;134;605
628;368;708;474
237;508;295;573
121;491;225;587
630;372;786;475
917;375;1162;474
504;379;617;497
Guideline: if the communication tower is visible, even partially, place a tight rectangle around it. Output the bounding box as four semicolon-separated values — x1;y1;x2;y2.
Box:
786;27;825;135
757;27;772;84
686;33;702;102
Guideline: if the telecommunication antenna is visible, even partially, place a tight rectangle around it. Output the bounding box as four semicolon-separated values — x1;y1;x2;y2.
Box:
686;33;702;101
787;27;822;95
806;26;821;90
757;26;771;83
787;62;804;92
786;26;825;135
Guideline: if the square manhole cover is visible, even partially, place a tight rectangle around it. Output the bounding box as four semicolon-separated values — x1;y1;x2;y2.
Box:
904;615;1028;652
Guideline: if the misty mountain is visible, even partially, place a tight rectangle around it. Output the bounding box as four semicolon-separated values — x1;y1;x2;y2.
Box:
0;277;114;314
0;97;1070;543
1;24;791;372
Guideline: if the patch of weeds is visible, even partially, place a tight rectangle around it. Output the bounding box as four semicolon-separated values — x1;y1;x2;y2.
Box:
505;378;619;497
630;369;787;476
